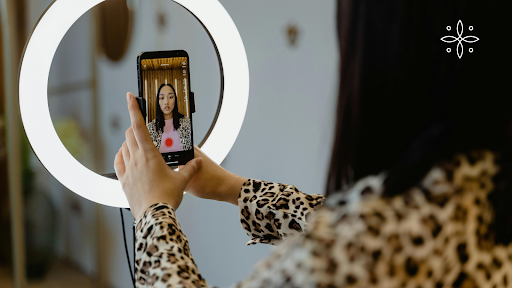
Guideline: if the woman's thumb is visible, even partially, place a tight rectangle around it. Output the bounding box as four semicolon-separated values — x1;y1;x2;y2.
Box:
180;157;203;180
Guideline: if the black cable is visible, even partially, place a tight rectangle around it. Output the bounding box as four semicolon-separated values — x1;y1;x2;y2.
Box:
120;208;136;287
133;220;136;285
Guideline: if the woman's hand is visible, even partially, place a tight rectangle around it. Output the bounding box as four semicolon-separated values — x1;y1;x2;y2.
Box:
179;145;247;206
114;92;203;219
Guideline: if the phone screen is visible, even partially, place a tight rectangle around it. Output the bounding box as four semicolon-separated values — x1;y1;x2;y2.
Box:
139;52;194;166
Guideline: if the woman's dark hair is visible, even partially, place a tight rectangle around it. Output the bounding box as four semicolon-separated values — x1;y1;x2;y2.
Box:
155;83;184;132
327;0;512;243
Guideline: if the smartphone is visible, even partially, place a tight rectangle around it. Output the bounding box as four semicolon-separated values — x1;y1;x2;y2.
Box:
137;50;194;167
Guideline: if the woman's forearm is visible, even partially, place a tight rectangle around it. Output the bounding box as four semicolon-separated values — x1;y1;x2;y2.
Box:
221;172;248;206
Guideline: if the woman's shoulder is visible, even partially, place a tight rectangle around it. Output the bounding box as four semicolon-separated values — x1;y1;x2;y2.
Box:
313;151;500;285
323;173;386;211
147;119;157;129
179;116;191;126
315;150;499;250
324;150;498;211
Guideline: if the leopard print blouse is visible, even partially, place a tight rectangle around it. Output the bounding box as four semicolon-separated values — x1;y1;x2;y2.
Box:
146;117;192;151
135;150;510;288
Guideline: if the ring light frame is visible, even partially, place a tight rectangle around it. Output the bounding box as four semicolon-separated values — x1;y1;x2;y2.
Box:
19;0;249;208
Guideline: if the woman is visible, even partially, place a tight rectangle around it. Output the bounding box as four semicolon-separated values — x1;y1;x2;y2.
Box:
115;0;512;287
146;83;192;152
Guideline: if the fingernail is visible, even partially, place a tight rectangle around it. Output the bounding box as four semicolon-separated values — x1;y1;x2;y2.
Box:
126;93;130;101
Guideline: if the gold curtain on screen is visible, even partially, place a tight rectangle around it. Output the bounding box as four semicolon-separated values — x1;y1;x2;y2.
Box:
141;57;189;123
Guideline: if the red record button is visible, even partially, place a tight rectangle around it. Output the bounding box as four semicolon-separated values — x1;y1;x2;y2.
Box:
165;138;173;147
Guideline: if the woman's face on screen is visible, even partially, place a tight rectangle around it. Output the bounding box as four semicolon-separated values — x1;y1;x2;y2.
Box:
159;85;175;115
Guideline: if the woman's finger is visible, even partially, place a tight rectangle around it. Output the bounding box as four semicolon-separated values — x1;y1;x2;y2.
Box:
114;148;126;179
126;92;153;151
125;127;138;153
122;141;131;163
178;158;203;183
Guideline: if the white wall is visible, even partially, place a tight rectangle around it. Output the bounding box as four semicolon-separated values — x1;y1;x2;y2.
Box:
29;0;338;287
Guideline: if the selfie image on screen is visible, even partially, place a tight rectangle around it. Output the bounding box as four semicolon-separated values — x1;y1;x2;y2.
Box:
141;57;192;154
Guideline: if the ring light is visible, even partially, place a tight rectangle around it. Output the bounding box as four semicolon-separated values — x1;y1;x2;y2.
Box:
19;0;249;208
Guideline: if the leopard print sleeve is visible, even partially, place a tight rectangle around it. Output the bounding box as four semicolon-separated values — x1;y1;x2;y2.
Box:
134;203;209;287
238;179;325;246
178;117;192;151
232;175;386;288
